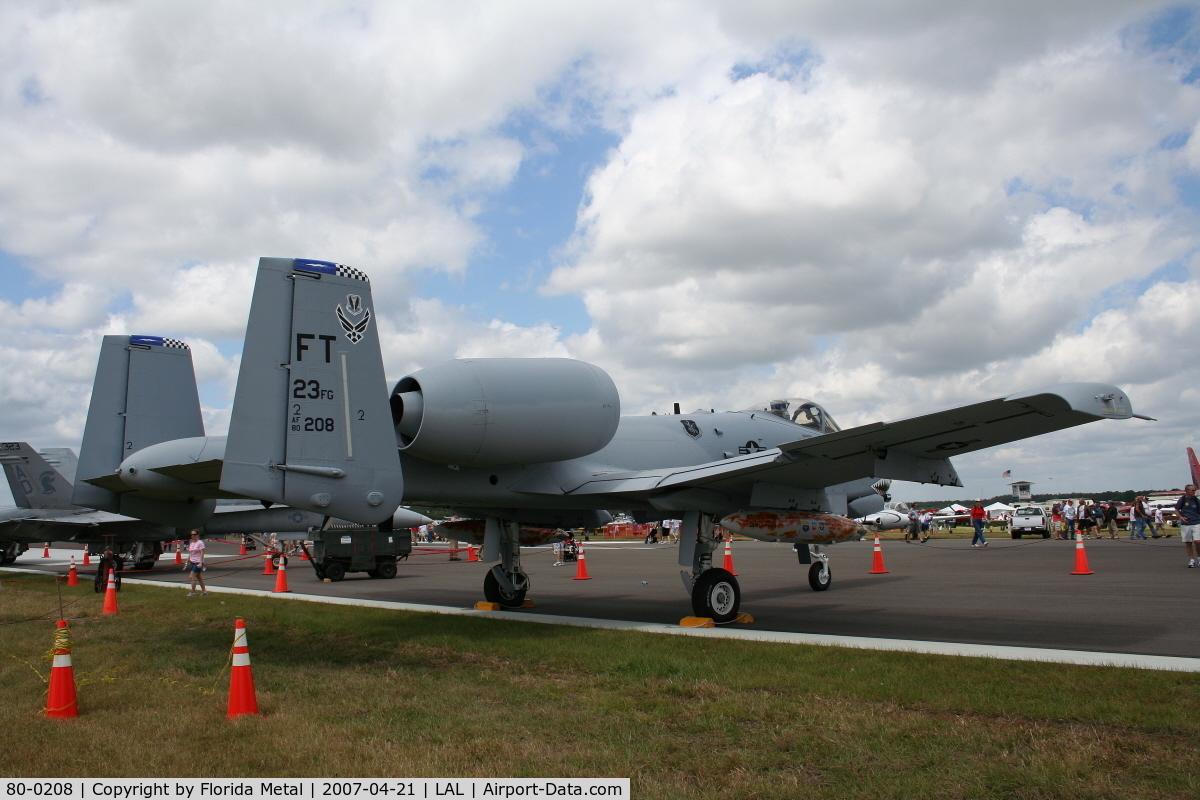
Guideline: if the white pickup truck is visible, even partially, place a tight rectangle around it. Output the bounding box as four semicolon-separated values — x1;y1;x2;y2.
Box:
1010;506;1050;538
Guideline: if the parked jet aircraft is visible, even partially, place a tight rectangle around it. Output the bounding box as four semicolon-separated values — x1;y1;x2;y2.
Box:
0;440;430;570
74;258;1146;621
858;494;919;532
0;442;171;567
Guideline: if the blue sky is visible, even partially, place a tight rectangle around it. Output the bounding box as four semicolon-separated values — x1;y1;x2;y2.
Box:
0;1;1199;507
414;120;616;335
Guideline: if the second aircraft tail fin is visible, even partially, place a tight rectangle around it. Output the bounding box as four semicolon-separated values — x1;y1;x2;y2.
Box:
0;442;77;509
72;335;205;512
1189;447;1200;488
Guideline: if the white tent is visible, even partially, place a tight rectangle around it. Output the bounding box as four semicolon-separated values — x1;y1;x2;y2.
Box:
985;502;1016;519
936;504;969;514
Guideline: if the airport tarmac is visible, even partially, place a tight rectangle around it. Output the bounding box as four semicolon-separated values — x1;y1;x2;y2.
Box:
7;536;1197;660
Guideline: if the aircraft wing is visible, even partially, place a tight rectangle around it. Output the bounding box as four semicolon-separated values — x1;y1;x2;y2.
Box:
1;510;145;526
0;509;169;543
563;382;1137;497
152;459;223;486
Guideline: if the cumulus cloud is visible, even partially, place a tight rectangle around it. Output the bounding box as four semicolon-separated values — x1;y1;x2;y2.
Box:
0;0;1197;504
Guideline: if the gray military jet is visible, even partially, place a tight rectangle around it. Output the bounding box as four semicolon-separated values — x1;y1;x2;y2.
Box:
0;441;173;567
76;258;1143;621
0;438;430;571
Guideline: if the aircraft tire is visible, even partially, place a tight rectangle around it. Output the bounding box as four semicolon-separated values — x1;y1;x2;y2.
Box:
483;569;527;608
690;568;740;623
808;560;831;591
323;561;346;582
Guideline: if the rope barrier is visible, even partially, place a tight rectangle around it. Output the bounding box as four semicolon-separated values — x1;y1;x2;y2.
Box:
904;535;1181;551
0;577;91;625
903;537;1055;551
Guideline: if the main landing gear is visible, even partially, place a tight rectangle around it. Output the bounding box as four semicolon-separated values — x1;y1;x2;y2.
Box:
481;518;530;609
796;543;831;591
680;511;743;623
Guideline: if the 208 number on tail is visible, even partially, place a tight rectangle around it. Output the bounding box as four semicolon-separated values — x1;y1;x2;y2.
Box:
304;417;336;432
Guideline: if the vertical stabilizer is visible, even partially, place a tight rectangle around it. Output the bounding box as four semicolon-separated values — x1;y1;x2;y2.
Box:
38;448;78;486
220;258;402;524
73;336;205;512
1189;447;1200;488
0;442;77;509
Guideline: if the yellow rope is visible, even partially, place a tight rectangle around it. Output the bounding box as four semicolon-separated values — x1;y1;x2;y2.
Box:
12;636;235;698
42;624;72;665
153;646;235;696
9;654;47;684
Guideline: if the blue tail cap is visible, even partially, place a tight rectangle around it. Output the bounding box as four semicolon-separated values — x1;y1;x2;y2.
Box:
294;259;338;275
129;335;189;350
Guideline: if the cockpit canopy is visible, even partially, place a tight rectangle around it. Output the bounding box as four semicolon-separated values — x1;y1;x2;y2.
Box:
740;397;841;433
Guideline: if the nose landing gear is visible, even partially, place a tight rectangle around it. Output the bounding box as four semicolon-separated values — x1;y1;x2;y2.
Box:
797;543;832;591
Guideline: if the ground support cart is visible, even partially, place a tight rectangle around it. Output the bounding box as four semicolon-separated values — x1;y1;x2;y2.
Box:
304;526;412;582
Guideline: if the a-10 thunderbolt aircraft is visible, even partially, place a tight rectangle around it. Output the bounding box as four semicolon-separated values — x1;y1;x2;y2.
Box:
0;438;430;572
72;257;1145;621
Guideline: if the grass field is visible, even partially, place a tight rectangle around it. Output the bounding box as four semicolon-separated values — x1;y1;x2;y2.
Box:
2;573;1199;798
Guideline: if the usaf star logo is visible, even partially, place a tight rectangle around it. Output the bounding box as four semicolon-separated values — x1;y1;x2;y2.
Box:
336;294;370;344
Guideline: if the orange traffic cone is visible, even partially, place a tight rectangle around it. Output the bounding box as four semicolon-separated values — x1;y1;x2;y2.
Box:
868;534;889;574
81;549;90;566
42;544;50;558
467;544;479;562
66;557;79;586
44;620;78;719
226;619;259;719
573;542;593;580
238;540;247;556
262;553;276;576
101;568;119;614
1070;532;1094;575
722;536;738;575
272;558;290;593
174;544;183;565
300;546;309;561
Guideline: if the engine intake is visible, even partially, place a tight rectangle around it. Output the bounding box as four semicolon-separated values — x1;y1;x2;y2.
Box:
390;358;620;467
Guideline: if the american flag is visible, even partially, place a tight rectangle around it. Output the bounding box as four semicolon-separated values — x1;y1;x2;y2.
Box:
1002;470;1011;478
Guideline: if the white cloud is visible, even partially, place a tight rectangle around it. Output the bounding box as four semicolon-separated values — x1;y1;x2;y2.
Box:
0;1;1197;505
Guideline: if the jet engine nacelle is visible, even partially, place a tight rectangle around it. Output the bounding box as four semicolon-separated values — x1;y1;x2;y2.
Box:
389;358;620;467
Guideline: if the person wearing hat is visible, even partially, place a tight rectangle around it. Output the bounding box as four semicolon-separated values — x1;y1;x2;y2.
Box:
969;501;988;547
